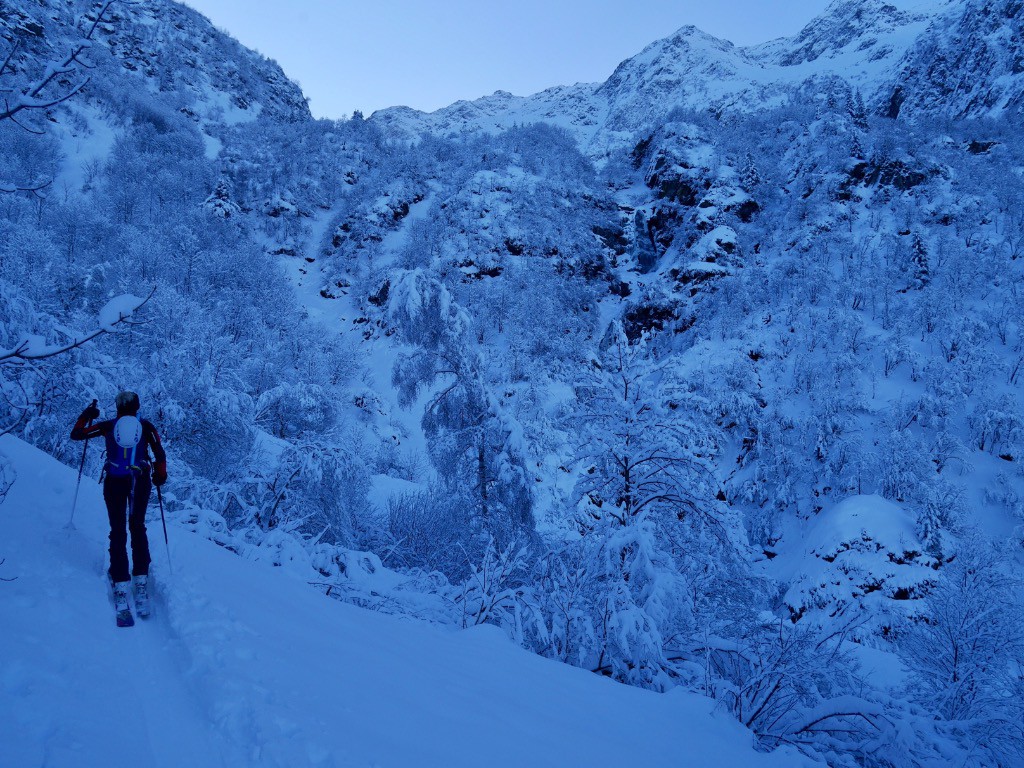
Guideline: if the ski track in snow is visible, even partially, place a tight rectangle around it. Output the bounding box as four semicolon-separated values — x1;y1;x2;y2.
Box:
0;444;231;768
0;435;816;768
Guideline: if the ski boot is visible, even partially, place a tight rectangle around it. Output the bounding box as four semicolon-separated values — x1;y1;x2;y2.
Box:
113;581;135;628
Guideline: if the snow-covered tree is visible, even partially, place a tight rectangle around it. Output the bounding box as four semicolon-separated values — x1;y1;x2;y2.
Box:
387;270;534;575
567;322;740;687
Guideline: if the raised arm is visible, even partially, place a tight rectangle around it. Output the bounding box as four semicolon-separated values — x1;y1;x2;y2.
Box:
70;402;106;441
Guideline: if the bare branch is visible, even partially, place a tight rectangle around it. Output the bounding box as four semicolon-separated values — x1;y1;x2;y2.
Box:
0;41;20;79
0;1;116;124
794;710;881;735
5;108;45;135
0;177;52;195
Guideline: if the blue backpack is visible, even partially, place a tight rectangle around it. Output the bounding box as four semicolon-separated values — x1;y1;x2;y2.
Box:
105;416;147;477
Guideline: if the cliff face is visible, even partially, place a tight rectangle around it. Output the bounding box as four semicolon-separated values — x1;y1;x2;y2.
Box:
883;0;1024;118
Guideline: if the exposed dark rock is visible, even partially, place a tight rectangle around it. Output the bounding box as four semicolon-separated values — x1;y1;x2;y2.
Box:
846;159;929;191
645;209;678;251
631;134;654;169
609;280;632;298
886;86;905;118
967;140;998;154
391;201;410;221
456;259;503;280
651;177;699;205
623;303;677;342
736;200;760;223
592;225;628;255
367;279;390;307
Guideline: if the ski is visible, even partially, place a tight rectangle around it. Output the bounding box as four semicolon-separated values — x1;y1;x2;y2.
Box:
134;576;151;619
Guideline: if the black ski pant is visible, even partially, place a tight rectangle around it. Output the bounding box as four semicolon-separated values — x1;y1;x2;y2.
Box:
104;472;151;583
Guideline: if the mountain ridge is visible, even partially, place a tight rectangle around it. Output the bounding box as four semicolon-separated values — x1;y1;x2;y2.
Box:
368;0;1016;152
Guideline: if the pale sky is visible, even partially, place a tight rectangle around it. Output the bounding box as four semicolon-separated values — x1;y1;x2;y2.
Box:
180;1;839;119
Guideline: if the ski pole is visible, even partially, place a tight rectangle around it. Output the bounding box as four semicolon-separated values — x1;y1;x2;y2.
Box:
66;399;98;530
157;484;173;575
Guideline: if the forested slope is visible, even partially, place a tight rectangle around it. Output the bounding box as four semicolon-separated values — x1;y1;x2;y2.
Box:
1;1;1022;765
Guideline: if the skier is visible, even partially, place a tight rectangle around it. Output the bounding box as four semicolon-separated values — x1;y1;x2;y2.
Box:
71;391;167;626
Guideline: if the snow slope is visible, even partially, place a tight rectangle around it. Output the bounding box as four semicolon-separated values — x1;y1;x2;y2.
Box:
0;435;815;768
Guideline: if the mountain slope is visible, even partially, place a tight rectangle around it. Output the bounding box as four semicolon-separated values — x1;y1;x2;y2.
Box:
4;1;1024;766
0;435;814;768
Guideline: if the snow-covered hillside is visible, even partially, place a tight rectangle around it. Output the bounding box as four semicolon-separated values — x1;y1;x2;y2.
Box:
3;0;1024;765
0;435;812;768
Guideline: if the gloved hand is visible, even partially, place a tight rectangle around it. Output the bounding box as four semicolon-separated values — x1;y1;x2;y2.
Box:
153;467;167;487
81;401;100;422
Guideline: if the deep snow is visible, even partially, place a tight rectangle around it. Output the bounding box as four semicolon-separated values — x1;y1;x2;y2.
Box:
0;435;815;768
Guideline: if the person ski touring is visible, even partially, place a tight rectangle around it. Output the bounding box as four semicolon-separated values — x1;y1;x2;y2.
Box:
71;391;167;627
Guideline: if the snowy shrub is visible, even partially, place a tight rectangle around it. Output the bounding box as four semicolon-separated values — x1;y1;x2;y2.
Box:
703;618;889;764
783;495;939;634
875;429;936;504
254;382;336;439
387;271;535;559
521;546;600;668
386;487;469;577
564;324;749;688
883;338;913;377
969;393;1024;456
455;536;533;636
916;481;963;556
900;542;1024;766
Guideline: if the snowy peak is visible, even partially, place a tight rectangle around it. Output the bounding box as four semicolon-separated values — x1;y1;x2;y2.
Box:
368;82;607;145
755;0;933;68
601;23;748;90
597;25;761;132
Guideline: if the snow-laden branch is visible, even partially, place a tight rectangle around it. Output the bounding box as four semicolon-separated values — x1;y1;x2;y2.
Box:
0;177;52;196
0;1;116;125
0;286;156;365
